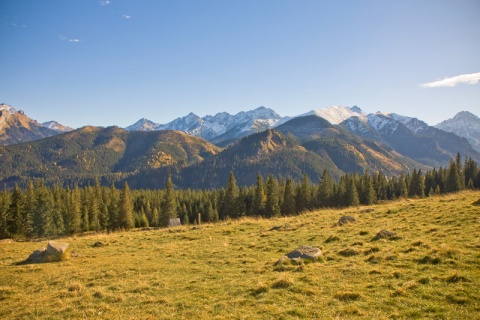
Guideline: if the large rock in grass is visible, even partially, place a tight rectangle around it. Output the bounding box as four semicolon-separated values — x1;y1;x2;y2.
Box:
26;241;69;263
286;246;322;261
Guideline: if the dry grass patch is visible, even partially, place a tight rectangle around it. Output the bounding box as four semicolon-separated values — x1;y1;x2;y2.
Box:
0;191;479;319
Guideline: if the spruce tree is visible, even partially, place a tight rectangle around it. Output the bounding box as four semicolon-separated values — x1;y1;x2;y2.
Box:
253;174;266;215
265;174;280;218
33;186;55;237
69;185;82;234
160;175;177;227
360;171;376;205
344;175;360;207
22;181;36;237
8;185;24;237
107;182;119;231
119;182;135;230
282;179;296;215
151;207;160;227
446;159;462;193
0;190;11;239
224;172;239;219
408;169;425;197
296;174;311;212
317;169;333;208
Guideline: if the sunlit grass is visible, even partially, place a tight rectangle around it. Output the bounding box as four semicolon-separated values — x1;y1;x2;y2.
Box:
1;191;479;319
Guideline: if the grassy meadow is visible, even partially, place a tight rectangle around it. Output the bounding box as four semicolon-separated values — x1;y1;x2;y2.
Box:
1;191;479;319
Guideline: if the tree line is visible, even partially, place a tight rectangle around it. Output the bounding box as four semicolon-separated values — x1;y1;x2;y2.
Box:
0;154;478;239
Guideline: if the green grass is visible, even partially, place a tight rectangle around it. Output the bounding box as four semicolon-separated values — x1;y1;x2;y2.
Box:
1;191;480;319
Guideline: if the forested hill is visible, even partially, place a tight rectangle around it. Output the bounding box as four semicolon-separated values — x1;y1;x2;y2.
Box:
0;126;221;188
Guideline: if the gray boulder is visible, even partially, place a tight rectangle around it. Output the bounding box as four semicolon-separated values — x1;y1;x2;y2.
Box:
46;241;69;256
25;241;70;263
286;246;322;261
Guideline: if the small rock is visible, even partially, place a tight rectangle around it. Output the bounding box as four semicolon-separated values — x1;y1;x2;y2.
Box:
0;239;14;244
338;248;359;257
286;246;322;261
93;241;107;247
338;216;356;226
372;230;397;241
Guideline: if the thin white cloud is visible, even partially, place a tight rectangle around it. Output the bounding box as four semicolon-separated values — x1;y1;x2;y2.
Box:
122;15;132;19
420;72;480;88
59;35;81;43
100;0;111;6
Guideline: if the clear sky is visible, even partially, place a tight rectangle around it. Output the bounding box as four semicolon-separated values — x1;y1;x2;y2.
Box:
1;0;479;128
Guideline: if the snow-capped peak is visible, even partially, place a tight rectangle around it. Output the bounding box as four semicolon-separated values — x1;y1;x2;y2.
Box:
303;106;366;124
435;111;480;151
42;121;73;132
0;103;16;115
125;118;160;131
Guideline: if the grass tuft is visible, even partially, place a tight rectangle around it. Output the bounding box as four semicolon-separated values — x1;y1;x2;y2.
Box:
335;291;362;302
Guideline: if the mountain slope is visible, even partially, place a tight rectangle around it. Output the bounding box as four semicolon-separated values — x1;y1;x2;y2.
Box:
340;111;480;167
276;115;425;174
0;126;221;187
435;111;480;152
0;104;63;145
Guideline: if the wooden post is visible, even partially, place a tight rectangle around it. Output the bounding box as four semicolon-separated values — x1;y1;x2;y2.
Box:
198;213;201;226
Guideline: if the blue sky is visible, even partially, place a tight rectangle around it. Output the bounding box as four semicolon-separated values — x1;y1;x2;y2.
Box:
1;0;479;128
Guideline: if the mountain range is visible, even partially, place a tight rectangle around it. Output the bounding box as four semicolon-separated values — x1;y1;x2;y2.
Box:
0;103;479;189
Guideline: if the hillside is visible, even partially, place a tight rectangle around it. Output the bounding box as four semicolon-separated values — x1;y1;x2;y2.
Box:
0;126;221;188
1;191;478;319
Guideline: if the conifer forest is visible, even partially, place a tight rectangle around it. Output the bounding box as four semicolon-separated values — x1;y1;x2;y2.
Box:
1;154;478;239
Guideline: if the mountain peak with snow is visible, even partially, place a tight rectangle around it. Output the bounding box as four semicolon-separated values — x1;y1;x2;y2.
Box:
435;111;480;151
303;106;366;124
42;121;73;133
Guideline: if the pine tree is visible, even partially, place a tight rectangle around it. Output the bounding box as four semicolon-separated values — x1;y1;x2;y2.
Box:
160;175;177;227
119;182;135;230
265;174;280;218
408;169;425;197
317;169;333;208
281;179;296;215
253;174;266;216
296;174;311;212
445;159;462;193
22;181;36;237
0;190;11;239
107;182;119;231
69;185;82;234
359;171;376;205
33;186;55;237
455;153;465;189
395;173;408;198
8;185;24;237
151;207;160;227
464;157;478;189
344;175;360;207
224;172;239;219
